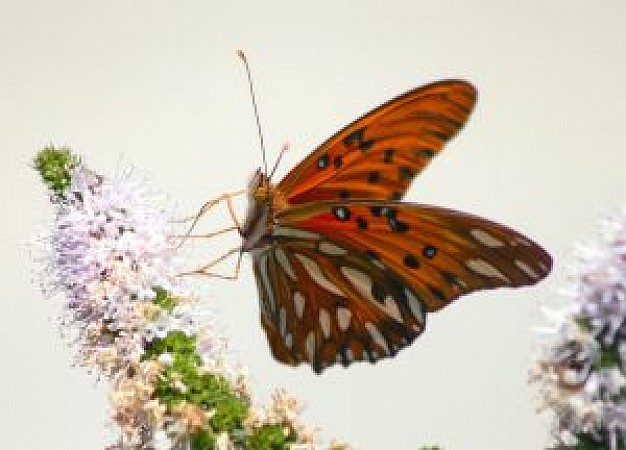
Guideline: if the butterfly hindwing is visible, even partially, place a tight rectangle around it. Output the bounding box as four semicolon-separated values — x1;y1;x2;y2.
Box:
275;80;476;206
251;232;426;373
275;201;552;312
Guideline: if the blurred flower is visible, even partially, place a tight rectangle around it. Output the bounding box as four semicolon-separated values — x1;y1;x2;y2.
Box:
532;209;626;448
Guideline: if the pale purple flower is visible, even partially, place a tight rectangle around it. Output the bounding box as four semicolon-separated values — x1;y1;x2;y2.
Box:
44;165;187;374
532;208;626;447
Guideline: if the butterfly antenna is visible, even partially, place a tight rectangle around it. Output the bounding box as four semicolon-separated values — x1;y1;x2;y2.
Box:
238;50;268;178
269;142;289;180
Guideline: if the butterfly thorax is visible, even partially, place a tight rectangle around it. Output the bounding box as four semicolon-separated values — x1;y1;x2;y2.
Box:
241;169;279;252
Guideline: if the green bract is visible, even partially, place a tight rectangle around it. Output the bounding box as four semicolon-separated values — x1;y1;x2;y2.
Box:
153;287;177;312
33;145;79;197
246;424;291;450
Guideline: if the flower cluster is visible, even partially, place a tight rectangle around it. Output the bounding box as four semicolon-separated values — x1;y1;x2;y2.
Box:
531;210;626;449
34;147;345;450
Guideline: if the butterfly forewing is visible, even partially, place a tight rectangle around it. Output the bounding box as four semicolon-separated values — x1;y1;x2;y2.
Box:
276;80;476;205
276;201;552;312
251;232;426;373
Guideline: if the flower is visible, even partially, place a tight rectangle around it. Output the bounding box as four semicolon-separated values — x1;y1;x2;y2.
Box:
172;402;213;433
532;209;626;448
35;149;349;450
43;165;189;376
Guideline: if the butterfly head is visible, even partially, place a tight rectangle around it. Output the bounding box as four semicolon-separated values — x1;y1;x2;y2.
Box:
249;169;272;202
247;168;272;202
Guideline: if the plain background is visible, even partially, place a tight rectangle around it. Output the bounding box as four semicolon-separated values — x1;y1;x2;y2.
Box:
4;1;626;448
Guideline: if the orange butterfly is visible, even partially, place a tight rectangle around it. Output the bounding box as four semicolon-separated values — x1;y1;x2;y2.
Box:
191;55;551;373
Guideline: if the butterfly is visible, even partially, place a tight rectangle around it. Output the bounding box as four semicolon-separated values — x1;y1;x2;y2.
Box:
192;64;552;374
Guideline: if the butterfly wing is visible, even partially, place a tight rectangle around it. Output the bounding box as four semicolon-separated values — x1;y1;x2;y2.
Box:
250;232;426;374
275;80;476;205
275;201;552;312
252;201;550;372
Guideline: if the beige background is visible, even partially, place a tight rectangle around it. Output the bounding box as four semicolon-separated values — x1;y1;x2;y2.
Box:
4;1;626;448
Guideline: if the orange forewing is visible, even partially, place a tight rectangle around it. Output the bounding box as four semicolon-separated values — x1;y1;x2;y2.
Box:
276;201;552;312
276;80;476;206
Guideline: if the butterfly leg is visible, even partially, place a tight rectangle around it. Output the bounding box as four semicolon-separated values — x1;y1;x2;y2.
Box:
173;189;245;247
174;225;239;240
178;247;243;281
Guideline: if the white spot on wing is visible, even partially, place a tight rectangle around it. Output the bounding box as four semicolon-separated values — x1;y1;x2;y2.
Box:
337;307;352;331
405;288;425;325
295;254;344;296
258;253;276;312
371;259;386;270
365;322;389;354
279;307;287;336
319;309;331;339
273;226;321;240
285;333;293;349
306;331;316;362
470;229;505;247
319;241;348;256
384;297;403;322
294;292;305;319
466;259;510;283
340;266;374;302
515;259;540;279
274;248;296;281
511;236;533;247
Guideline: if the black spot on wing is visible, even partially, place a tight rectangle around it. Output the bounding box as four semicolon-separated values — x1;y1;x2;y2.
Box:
429;286;446;302
389;218;409;233
399;166;414;182
343;128;365;147
423;245;437;258
381;207;396;218
368;171;381;183
403;254;419;268
415;149;436;158
342;127;374;151
317;153;329;169
383;147;395;163
359;139;375;151
365;250;380;263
